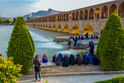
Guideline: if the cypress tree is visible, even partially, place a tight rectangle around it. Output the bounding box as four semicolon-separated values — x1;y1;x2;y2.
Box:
96;11;124;71
7;17;35;74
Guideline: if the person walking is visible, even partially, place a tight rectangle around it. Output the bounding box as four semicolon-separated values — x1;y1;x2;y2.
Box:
33;54;42;82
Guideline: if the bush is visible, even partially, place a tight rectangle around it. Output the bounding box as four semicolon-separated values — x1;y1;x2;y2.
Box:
95;75;124;83
7;17;35;74
0;57;22;83
96;11;124;71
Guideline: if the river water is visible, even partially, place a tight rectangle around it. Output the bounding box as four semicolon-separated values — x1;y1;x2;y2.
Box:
0;25;79;61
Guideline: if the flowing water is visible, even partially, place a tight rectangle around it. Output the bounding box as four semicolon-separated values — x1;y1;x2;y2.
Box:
0;25;79;61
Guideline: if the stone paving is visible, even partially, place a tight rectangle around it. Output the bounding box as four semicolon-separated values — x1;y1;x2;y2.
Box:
18;74;124;83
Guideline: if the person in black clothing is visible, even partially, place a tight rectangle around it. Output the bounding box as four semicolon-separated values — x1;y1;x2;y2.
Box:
93;55;99;65
59;53;63;62
82;52;89;65
62;54;69;67
75;54;82;65
69;54;75;65
78;36;81;40
81;35;84;40
89;41;94;56
74;38;78;47
52;54;57;63
85;32;89;39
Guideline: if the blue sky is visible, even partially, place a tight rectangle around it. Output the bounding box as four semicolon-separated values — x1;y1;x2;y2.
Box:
0;0;113;17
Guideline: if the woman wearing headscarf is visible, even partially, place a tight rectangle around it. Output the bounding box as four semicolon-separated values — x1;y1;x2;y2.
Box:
33;54;42;82
59;53;63;62
69;54;75;65
62;54;69;67
75;54;82;65
42;54;48;63
56;54;62;66
52;54;57;63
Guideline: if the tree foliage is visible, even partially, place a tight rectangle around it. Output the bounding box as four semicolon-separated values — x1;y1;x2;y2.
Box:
96;12;124;71
7;17;35;74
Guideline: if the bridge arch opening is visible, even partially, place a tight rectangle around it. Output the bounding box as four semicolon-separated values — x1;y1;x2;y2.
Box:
119;2;124;18
80;11;83;20
84;24;93;35
41;25;42;29
49;24;52;30
89;8;94;20
72;12;76;21
76;11;79;20
101;5;108;19
95;8;100;19
84;10;88;20
109;4;117;15
64;24;69;33
53;24;56;31
57;24;62;32
46;25;48;30
43;24;45;29
72;24;79;34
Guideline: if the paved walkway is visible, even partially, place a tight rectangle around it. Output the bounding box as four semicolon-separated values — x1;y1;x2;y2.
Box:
18;73;124;83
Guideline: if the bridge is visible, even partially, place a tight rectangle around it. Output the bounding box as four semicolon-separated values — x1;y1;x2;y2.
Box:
26;0;124;35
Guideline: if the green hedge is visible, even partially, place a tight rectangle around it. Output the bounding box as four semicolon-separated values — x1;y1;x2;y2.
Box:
7;17;35;74
95;75;124;83
96;11;124;71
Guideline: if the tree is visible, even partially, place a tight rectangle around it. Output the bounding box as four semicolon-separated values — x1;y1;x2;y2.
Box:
96;11;124;71
7;17;35;74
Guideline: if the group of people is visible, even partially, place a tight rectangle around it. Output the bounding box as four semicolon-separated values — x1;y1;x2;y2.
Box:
52;52;99;67
33;52;99;82
33;33;97;82
68;32;99;47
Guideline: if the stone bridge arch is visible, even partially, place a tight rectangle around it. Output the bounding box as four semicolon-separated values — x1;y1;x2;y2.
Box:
101;5;108;19
84;24;94;35
41;24;42;29
53;24;56;31
80;10;83;20
109;4;117;15
84;9;88;20
57;24;62;32
89;8;94;20
49;24;52;30
72;24;79;34
64;24;69;33
119;2;124;18
95;8;100;19
43;24;45;29
46;24;48;30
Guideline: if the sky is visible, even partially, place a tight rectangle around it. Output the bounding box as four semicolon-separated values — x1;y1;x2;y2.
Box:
0;0;114;17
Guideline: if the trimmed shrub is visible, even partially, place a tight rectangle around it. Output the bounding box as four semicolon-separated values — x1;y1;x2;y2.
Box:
0;57;22;83
95;75;124;83
96;11;124;71
7;17;35;74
